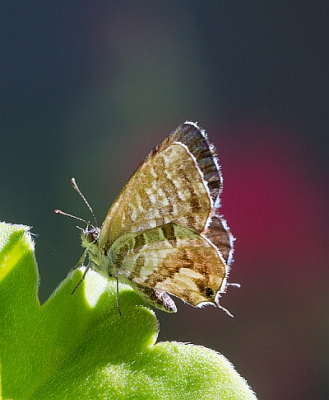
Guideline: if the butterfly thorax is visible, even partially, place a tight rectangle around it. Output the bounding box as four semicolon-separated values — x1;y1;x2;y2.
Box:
81;226;117;279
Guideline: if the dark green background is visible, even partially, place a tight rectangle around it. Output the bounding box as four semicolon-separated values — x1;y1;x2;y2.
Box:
1;3;328;399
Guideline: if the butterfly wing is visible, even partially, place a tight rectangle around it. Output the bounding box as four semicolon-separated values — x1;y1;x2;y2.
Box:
97;121;234;312
110;224;227;310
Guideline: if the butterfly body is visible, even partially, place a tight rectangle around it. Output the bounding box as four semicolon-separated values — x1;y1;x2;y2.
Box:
78;121;234;313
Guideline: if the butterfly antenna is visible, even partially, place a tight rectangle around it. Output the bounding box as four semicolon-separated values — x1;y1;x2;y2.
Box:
70;178;98;226
54;209;89;225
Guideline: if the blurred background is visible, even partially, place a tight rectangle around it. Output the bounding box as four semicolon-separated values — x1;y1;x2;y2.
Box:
1;2;328;399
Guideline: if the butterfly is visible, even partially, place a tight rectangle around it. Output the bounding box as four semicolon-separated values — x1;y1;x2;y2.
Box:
56;121;236;315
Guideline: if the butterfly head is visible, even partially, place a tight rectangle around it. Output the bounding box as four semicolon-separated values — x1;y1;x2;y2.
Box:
82;225;100;245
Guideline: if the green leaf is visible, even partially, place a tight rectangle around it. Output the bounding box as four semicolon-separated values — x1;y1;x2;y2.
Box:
0;222;256;399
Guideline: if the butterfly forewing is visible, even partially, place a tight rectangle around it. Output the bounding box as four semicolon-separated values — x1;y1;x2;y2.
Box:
99;136;214;248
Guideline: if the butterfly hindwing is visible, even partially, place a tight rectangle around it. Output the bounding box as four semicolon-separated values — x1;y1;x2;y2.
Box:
110;223;227;309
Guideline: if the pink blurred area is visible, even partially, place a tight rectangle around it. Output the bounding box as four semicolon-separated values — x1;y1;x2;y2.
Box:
219;120;328;270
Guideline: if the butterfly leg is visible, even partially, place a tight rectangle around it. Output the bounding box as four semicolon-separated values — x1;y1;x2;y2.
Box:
71;261;92;294
71;249;88;271
115;277;122;316
132;283;177;313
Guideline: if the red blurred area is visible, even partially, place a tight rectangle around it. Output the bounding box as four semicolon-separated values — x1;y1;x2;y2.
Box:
217;120;328;271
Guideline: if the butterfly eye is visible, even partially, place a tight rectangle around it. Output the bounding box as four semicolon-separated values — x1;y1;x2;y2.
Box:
205;287;214;299
85;232;95;243
85;231;98;244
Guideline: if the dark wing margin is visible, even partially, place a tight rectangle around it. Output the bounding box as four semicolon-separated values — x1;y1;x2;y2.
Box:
146;121;223;203
204;214;234;265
